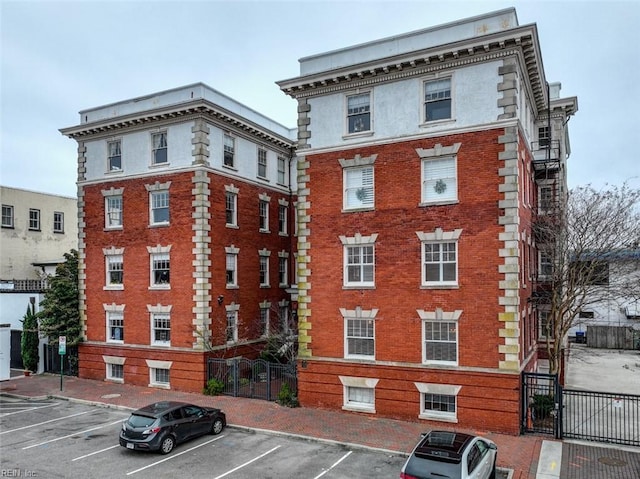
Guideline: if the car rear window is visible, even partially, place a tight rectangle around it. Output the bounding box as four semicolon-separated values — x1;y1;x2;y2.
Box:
127;414;156;428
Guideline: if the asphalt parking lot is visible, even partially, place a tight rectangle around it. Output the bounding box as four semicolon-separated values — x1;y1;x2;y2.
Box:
0;397;406;478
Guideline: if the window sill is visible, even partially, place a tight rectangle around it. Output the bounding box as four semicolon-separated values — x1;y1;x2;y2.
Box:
257;176;269;182
343;285;375;290
1;225;15;229
53;230;65;234
419;199;459;207
222;164;237;171
259;285;271;289
152;342;171;347
420;284;458;290
342;130;374;140
106;377;124;384
342;206;375;214
279;283;289;288
149;162;170;169
226;285;239;290
226;224;239;229
419;118;456;129
422;361;458;368
106;169;124;175
259;229;271;234
107;340;124;344
104;226;123;231
103;285;124;291
148;223;170;229
149;382;170;390
149;285;171;291
278;232;289;237
342;405;376;414
419;413;458;423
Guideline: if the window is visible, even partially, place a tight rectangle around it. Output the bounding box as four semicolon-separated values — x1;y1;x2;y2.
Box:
225;189;238;227
225;252;237;287
150;191;169;225
260;306;269;336
279;301;290;334
415;383;462;422
223;134;235;167
579;310;595;319
538;126;550;147
278;204;288;235
277;156;287;185
346;319;375;358
345;245;374;287
259;255;270;287
2;205;14;228
105;253;123;288
344;166;374;210
151;132;168;165
153;368;170;385
152;313;171;346
539;251;553;278
422;157;457;204
29;209;40;231
424;78;451;122
259;200;269;231
108;140;122;171
151;253;170;286
105;194;123;228
107;363;123;381
340;376;378;413
53;212;64;233
279;255;288;287
107;311;124;343
257;148;268;178
226;310;238;343
538;310;553;339
347;92;371;133
425;394;455;418
423;242;457;285
424;321;457;364
539;185;554;214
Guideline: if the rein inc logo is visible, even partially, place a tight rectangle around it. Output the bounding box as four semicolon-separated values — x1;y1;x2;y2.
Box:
1;470;37;477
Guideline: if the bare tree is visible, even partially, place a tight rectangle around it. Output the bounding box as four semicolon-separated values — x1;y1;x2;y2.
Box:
534;182;640;374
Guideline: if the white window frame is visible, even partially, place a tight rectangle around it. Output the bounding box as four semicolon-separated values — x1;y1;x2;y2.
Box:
415;382;461;423
29;208;40;231
346;91;371;135
259;302;270;337
340;233;377;288
103;356;125;383
539;250;553;278
103;247;124;290
418;308;461;366
1;204;14;228
341;307;377;360
344;166;374;210
259;250;270;287
416;143;460;206
145;359;172;389
223;134;235;168
339;376;379;413
424;77;452;123
103;188;124;229
149;190;170;226
106;310;124;343
278;200;288;236
277;156;287;185
108;139;122;171
108;363;124;381
225;245;239;288
279;300;290;334
538;184;554;215
53;211;64;233
151;312;171;346
538;308;554;340
225;307;238;344
151;131;168;165
225;184;239;227
148;245;171;289
417;229;462;288
278;251;289;287
257;147;268;179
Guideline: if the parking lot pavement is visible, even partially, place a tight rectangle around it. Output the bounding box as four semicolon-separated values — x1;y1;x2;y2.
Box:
0;399;407;478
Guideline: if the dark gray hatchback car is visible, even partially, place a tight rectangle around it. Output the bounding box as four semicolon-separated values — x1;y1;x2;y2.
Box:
119;401;226;454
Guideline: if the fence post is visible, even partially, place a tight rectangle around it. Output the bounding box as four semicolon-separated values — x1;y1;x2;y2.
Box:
556;378;563;440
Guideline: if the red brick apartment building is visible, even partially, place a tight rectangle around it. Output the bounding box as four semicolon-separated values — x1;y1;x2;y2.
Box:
61;85;297;392
277;8;576;434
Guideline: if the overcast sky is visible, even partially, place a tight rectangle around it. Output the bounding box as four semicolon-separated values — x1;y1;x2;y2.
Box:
1;0;638;198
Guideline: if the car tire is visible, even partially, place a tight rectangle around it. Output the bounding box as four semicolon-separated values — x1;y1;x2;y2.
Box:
211;418;224;435
159;435;175;455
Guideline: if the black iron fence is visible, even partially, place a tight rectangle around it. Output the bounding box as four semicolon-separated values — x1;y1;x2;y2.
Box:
522;372;640;446
206;358;296;402
43;344;78;376
562;389;640;447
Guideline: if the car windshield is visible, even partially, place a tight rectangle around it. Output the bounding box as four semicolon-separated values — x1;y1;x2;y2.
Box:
127;414;157;428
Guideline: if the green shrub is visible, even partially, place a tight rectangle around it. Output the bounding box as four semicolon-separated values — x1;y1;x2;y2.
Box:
21;304;39;373
277;382;299;408
532;394;555;418
203;378;225;396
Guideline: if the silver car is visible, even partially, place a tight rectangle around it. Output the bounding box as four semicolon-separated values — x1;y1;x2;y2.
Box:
400;430;497;479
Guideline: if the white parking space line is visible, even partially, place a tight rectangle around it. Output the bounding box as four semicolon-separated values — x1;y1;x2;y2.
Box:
22;419;123;450
313;451;353;479
125;435;226;476
213;445;282;479
0;411;90;435
72;444;120;461
0;402;58;417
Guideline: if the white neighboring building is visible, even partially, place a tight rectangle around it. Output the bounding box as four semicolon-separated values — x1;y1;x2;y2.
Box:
0;186;78;371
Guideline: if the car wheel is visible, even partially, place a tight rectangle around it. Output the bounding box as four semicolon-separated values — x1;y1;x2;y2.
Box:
159;435;175;455
211;418;224;435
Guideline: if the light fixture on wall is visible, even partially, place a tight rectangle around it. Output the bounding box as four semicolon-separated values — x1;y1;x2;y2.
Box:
217;295;224;305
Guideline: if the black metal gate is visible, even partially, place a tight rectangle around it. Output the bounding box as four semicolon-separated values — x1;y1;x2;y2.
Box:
43;345;78;376
10;330;23;369
562;388;640;447
207;358;296;402
522;372;640;446
522;372;561;438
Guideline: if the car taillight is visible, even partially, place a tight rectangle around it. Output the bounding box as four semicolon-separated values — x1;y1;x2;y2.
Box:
142;426;161;435
400;473;419;479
